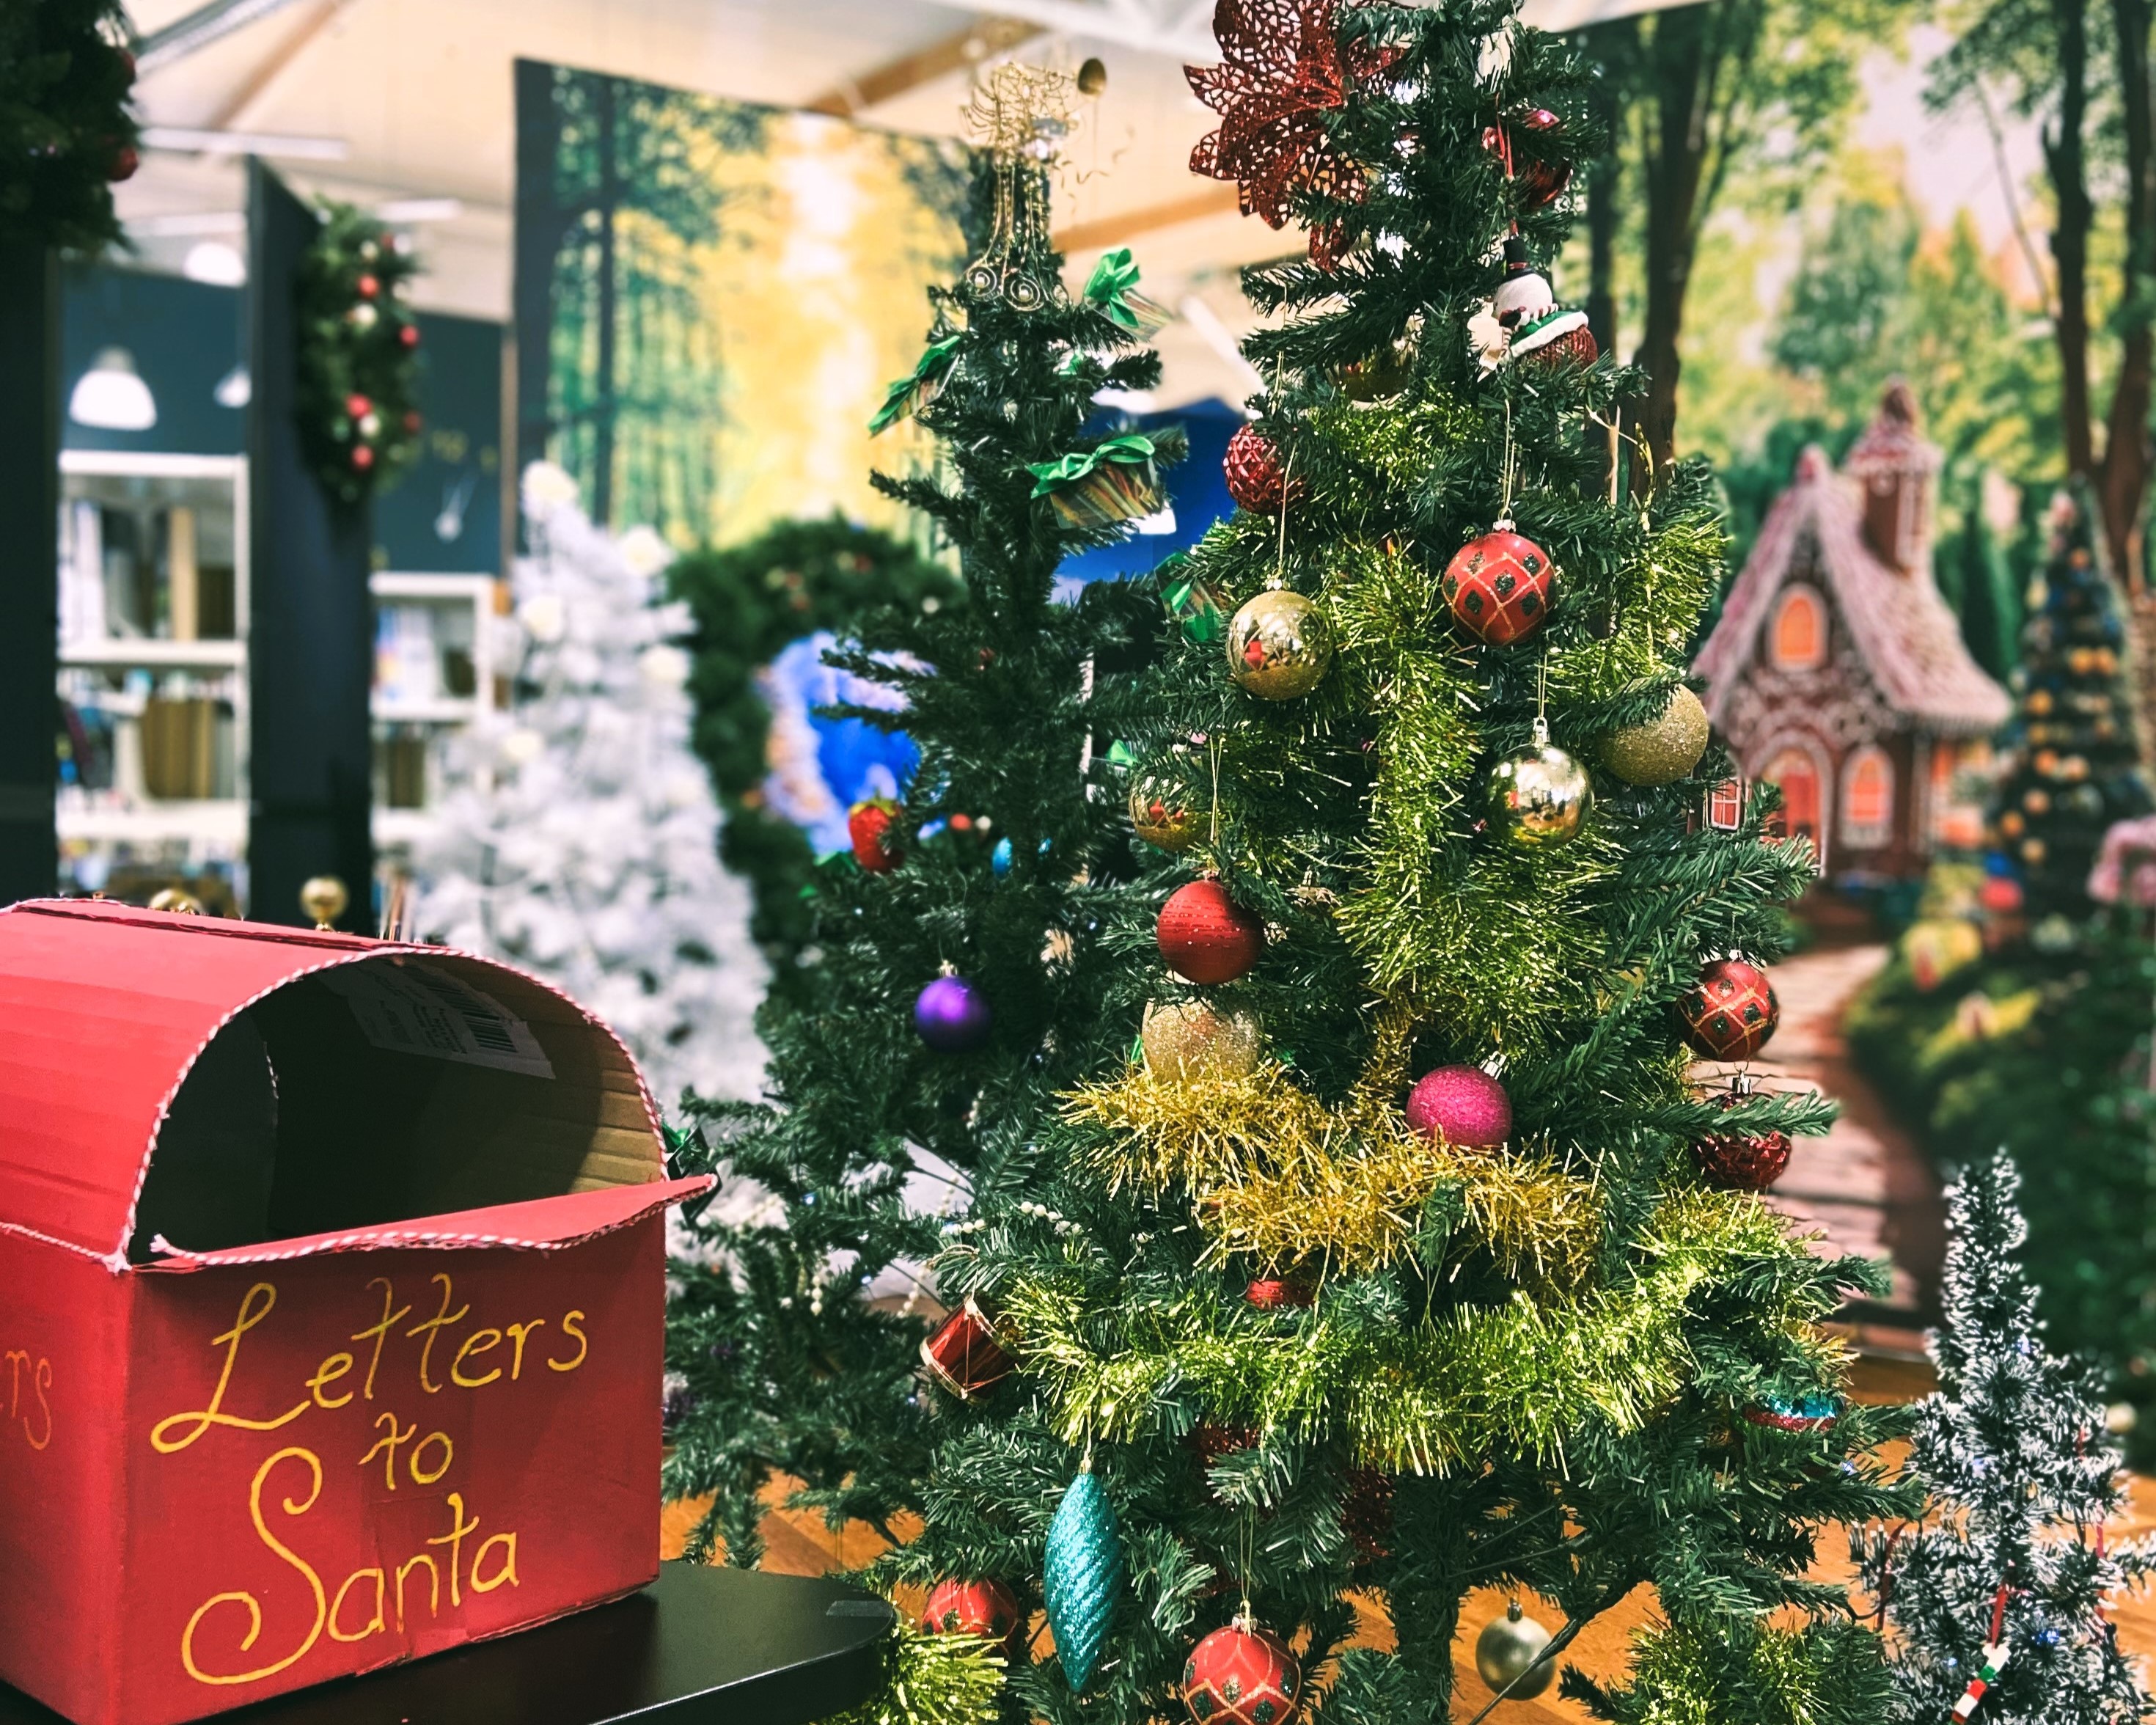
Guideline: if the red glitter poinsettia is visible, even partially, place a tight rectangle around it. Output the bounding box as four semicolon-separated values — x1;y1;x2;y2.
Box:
1187;0;1402;269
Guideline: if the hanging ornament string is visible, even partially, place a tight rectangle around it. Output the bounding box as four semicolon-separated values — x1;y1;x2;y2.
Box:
1271;445;1297;590
1496;386;1519;531
1209;735;1225;846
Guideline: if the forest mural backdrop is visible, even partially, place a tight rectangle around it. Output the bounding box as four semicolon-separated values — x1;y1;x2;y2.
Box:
512;59;970;549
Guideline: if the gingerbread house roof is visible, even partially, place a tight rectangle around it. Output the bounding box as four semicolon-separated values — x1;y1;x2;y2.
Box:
1693;441;2009;738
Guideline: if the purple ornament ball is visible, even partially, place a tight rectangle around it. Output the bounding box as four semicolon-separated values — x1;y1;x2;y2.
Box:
915;975;992;1052
1405;1065;1511;1149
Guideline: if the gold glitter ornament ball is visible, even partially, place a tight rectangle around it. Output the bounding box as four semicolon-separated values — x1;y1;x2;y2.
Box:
1599;686;1710;786
1226;589;1333;700
1140;1000;1261;1080
1486;724;1593;848
1128;772;1203;852
1474;1603;1555;1701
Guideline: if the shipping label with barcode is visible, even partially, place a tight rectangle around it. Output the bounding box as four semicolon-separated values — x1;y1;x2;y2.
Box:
320;961;557;1079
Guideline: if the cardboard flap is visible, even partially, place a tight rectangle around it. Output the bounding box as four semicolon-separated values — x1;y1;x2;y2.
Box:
133;1175;714;1272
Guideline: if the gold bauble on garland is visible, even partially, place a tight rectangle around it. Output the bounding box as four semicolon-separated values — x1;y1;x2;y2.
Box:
1486;722;1593;848
1128;772;1204;852
1474;1601;1555;1701
1140;1000;1261;1080
1226;589;1334;700
1599;686;1710;786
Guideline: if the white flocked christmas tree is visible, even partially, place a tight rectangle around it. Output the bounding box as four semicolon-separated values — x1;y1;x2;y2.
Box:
411;462;769;1128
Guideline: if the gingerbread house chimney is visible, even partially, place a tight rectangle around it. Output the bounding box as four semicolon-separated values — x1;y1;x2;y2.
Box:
1841;378;1941;575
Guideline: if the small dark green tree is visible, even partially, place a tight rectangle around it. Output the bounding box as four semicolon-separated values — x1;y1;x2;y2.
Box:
1988;486;2152;926
1856;1150;2155;1725
659;65;1184;1567
0;0;136;253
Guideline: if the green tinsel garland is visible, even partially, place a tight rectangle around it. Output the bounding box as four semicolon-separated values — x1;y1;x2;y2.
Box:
824;1618;1003;1725
296;200;422;507
0;0;136;253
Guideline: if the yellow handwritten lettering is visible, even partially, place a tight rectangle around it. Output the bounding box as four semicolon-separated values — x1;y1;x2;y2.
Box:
306;1352;354;1411
179;1448;326;1686
407;1275;469;1394
450;1328;502;1388
546;1311;588;1373
24;1358;51;1451
394;1556;439;1630
427;1493;480;1608
4;1350;26;1415
152;1284;310;1454
410;1431;453;1485
352;1278;411;1402
505;1319;546;1380
471;1533;519;1594
359;1411;417;1490
328;1569;385;1644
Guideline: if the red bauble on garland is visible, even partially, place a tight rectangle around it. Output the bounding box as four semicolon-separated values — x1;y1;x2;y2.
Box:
922;1576;1024;1655
848;797;904;873
1183;1620;1304;1725
1674;958;1780;1061
1481;107;1572;209
1692;1081;1792;1192
1158;879;1265;984
106;144;139;183
1405;1065;1511;1149
1443;529;1555;646
1223;424;1302;515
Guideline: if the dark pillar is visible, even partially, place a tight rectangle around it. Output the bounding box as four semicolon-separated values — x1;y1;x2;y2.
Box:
0;245;59;906
246;160;373;931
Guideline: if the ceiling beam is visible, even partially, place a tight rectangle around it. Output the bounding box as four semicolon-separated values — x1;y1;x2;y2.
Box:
134;0;314;74
213;0;356;132
1053;183;1239;252
805;17;1043;117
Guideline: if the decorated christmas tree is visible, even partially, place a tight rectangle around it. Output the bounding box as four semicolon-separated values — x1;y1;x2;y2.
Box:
1855;1150;2155;1725
1988;486;2153;931
410;464;770;1126
660;63;1186;1566
0;0;137;253
872;3;1909;1721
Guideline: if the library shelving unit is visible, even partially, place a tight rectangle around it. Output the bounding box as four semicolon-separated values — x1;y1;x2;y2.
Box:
370;568;502;853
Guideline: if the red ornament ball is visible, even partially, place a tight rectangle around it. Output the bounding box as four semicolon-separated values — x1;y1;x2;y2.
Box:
922;1576;1023;1654
350;444;375;472
1184;1621;1302;1725
848;798;904;873
1443;530;1555;646
1482;107;1572;209
346;392;373;420
106;143;139;183
399;323;421;348
356;274;381;299
1244;1275;1314;1311
1405;1065;1511;1149
1675;958;1780;1061
1157;879;1264;985
403;410;423;433
1692;1087;1792;1193
1223;425;1302;516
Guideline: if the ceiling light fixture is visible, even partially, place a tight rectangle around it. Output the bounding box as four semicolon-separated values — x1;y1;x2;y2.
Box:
182;241;247;286
140;125;349;161
214;365;251;409
70;349;158;433
134;0;313;74
375;197;463;224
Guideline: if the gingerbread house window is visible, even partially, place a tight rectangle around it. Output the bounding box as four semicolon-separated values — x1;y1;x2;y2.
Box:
1841;744;1893;849
1771;586;1827;669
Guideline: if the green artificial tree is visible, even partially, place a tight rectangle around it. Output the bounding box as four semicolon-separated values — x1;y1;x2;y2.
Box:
660;61;1185;1567
0;0;136;254
873;4;1910;1722
1855;1150;2155;1725
1988;486;2152;930
667;517;961;984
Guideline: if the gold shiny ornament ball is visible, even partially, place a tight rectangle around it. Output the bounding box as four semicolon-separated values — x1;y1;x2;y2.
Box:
1474;1602;1555;1702
1129;772;1204;852
1486;731;1593;848
1599;686;1709;786
1226;589;1334;700
299;874;349;930
1140;1000;1261;1080
148;887;205;915
1076;56;1108;95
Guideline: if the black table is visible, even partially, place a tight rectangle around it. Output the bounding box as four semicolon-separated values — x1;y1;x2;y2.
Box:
0;1564;895;1725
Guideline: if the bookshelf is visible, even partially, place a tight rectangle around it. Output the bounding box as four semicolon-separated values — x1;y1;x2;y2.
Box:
370;569;502;858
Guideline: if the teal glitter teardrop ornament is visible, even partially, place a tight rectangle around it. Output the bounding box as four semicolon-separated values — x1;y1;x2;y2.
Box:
1044;1463;1121;1690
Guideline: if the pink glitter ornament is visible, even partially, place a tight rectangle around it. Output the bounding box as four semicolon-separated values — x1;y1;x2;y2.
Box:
1404;1065;1511;1149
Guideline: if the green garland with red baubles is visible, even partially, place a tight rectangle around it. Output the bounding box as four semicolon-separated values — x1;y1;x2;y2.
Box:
296;200;423;506
0;0;139;252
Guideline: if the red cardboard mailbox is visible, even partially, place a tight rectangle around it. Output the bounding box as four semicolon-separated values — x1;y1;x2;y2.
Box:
0;899;711;1725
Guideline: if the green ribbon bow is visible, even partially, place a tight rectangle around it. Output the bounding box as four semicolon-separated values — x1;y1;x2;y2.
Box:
1162;566;1227;644
868;334;961;435
1082;247;1145;331
1027;432;1158;497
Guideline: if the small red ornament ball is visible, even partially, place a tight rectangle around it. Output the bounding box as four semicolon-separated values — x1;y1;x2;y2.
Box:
1444;530;1555;646
1405;1065;1511;1149
922;1576;1022;1653
1157;879;1264;985
1244;1275;1314;1311
848;798;903;873
1693;1096;1792;1193
106;143;139;183
350;444;375;471
1223;425;1302;516
1675;958;1780;1061
1184;1622;1303;1725
403;410;423;433
1482;107;1572;209
399;323;421;348
346;392;373;420
356;273;381;299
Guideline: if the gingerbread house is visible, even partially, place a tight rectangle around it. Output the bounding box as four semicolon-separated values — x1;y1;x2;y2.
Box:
1693;383;2010;880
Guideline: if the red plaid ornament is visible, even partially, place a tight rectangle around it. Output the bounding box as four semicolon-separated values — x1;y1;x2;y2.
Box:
1675;958;1780;1061
1187;0;1401;269
1443;529;1556;646
1183;1620;1303;1725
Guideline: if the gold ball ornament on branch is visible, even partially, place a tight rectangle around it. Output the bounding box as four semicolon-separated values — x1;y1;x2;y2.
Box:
1227;588;1333;700
299;874;349;930
1140;1000;1261;1080
1599;686;1710;786
1474;1601;1556;1702
1129;772;1205;852
1486;719;1593;849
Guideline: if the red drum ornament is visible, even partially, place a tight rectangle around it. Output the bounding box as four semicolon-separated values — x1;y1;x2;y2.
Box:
920;1295;1013;1399
1693;1077;1792;1192
1183;1619;1303;1725
1158;879;1265;985
1223;424;1302;515
1675;957;1780;1061
923;1576;1024;1654
1444;528;1555;646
